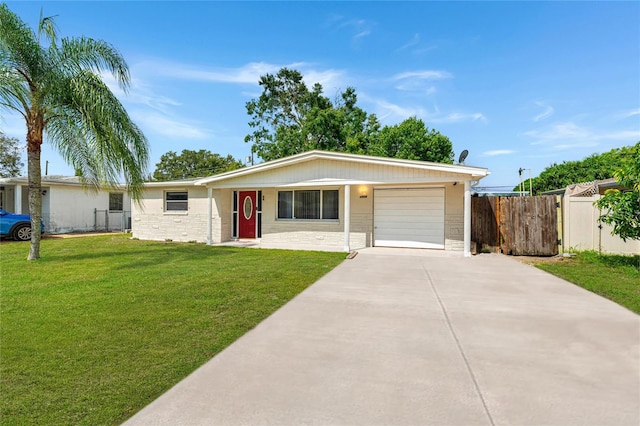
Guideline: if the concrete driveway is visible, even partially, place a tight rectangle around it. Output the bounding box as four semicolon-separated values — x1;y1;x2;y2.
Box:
125;249;640;426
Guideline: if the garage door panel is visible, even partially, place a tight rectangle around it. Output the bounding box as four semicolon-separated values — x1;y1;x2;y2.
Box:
374;240;444;249
374;188;445;249
377;204;443;216
374;212;444;221
376;223;444;235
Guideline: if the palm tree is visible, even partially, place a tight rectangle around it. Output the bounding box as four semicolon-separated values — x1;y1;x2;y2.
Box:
0;5;149;260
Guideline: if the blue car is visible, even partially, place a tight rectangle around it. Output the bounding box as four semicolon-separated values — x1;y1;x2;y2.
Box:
0;209;43;241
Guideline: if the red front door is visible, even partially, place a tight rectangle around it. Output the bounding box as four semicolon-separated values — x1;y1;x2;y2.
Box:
239;191;256;238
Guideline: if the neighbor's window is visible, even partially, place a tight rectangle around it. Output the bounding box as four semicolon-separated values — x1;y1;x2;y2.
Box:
109;193;124;211
277;189;339;220
165;191;188;211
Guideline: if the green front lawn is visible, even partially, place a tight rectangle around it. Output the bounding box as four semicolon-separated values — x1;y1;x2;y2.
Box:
533;251;640;314
0;235;344;425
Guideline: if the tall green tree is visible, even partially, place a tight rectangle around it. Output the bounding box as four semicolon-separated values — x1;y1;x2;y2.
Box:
245;68;380;161
245;68;456;163
371;117;454;163
595;141;640;241
0;5;149;259
153;149;244;181
0;132;24;177
514;145;637;195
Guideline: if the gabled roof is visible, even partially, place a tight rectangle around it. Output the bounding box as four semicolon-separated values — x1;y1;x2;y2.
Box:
193;150;489;186
541;178;623;196
0;175;126;189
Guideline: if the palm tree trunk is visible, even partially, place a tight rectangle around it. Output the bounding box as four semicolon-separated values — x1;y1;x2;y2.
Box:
26;117;43;261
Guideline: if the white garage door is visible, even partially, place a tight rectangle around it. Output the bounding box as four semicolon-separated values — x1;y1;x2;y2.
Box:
374;188;445;249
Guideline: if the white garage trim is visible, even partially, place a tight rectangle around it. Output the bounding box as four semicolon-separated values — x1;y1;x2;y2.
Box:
374;187;445;249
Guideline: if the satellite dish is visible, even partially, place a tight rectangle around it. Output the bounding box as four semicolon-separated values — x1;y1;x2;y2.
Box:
458;149;469;164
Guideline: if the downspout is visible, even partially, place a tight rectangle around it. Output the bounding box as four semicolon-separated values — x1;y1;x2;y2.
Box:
344;185;351;252
206;186;213;245
463;180;472;257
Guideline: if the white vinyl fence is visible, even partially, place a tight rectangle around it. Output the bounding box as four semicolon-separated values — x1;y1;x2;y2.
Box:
562;195;639;255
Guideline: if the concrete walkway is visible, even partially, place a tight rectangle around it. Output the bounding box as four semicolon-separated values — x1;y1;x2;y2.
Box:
125;250;640;426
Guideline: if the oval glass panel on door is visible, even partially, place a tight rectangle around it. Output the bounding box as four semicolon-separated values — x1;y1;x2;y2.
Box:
239;191;256;238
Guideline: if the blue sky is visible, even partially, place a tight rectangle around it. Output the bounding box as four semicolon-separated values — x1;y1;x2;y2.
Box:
2;1;639;188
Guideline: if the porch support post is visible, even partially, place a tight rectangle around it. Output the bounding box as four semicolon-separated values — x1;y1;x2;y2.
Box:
464;180;471;257
343;184;351;252
206;186;213;245
14;184;22;214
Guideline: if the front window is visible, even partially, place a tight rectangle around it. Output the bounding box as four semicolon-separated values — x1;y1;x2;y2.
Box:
109;193;124;211
165;191;188;211
277;189;339;220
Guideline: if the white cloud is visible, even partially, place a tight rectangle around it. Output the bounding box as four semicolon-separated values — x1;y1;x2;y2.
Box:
532;101;554;122
326;16;374;43
100;71;181;113
354;30;371;39
368;97;486;125
432;112;487;124
153;61;285;84
133;60;348;92
396;34;437;55
615;108;640;120
391;70;453;94
482;150;515;157
398;34;420;51
303;69;348;92
524;121;640;150
392;70;453;81
372;99;423;121
132;112;209;140
525;122;590;144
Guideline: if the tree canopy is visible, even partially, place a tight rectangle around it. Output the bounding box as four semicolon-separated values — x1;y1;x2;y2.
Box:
0;132;23;177
0;5;149;259
514;144;638;195
373;117;454;163
153;149;244;181
595;141;640;241
245;68;454;164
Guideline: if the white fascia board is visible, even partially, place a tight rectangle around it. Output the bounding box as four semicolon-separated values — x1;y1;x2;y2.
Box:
143;179;200;188
277;179;382;187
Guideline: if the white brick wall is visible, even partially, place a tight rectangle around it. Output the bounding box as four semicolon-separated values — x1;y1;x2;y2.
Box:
132;186;217;243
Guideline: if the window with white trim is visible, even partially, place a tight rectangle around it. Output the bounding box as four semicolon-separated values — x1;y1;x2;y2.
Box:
165;191;188;211
109;193;124;211
277;189;339;220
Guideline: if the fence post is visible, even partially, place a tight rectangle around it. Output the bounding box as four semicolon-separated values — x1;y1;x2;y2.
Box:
495;197;501;253
556;195;563;254
94;208;97;231
105;210;109;231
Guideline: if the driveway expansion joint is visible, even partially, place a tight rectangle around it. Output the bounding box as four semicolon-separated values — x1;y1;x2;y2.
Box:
423;264;496;426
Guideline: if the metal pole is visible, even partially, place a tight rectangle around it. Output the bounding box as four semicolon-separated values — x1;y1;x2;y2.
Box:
463;180;472;257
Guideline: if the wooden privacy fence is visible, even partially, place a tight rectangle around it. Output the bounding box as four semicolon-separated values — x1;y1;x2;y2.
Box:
472;195;559;256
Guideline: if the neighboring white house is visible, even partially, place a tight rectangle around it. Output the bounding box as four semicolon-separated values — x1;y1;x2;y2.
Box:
0;176;131;234
132;151;489;256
